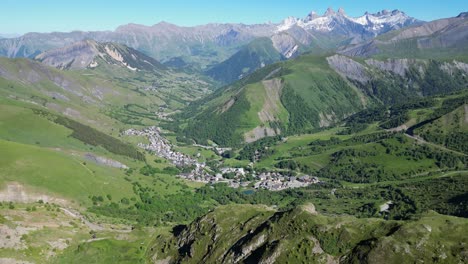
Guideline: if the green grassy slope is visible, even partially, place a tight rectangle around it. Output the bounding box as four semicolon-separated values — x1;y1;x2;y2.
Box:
0;139;134;204
0;57;212;133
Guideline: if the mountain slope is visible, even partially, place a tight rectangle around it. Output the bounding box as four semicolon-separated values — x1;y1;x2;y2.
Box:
182;55;366;146
205;38;285;84
204;8;422;84
339;12;468;59
150;204;468;263
327;54;468;103
35;39;166;72
180;52;468;147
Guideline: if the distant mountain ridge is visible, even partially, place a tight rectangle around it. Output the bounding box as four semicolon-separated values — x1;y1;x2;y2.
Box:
0;7;423;71
35;39;166;72
201;8;422;83
276;8;421;44
339;12;468;59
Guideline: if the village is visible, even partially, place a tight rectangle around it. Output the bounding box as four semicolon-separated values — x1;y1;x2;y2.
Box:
123;126;320;191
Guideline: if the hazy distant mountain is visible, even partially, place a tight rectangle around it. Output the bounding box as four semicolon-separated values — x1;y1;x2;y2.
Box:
0;23;276;69
0;33;21;39
0;8;421;71
205;37;285;83
35;39;166;72
339;12;468;59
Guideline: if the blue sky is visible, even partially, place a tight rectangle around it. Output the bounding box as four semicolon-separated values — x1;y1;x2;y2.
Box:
1;0;466;35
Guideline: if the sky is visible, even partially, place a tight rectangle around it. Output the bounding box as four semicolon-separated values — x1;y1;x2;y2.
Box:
1;0;466;36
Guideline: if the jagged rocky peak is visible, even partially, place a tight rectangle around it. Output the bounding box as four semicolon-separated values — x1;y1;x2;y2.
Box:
276;7;421;35
324;7;336;16
305;11;319;21
338;7;346;15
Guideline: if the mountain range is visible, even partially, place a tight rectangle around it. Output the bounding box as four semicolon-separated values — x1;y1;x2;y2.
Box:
340;12;468;59
0;6;467;264
0;8;422;72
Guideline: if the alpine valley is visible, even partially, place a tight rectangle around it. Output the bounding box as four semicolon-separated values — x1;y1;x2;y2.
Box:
0;5;467;264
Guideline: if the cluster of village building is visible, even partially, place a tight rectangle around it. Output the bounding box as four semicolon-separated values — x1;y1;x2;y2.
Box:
123;126;198;167
124;126;320;191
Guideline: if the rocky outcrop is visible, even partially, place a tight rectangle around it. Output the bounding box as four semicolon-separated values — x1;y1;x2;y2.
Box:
365;58;422;76
84;153;128;169
441;60;468;75
327;54;369;83
35;40;166;72
152;204;468;264
271;33;299;58
0;182;68;205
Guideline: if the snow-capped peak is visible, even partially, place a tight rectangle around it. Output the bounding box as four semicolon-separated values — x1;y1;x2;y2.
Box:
277;16;299;31
338;8;346;16
305;11;319;21
350;9;413;29
276;8;419;34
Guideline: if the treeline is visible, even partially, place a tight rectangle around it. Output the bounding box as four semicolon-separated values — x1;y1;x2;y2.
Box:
90;181;305;226
89;170;468;227
33;109;145;161
398;175;468;218
319;135;466;183
342;97;436;133
408;60;467;96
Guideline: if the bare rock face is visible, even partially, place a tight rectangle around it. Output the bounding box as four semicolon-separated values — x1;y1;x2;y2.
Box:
34;40;166;72
440;61;468;75
365;58;422;76
0;182;67;205
35;40;99;70
271;33;299;58
327;54;369;83
84;153;128;169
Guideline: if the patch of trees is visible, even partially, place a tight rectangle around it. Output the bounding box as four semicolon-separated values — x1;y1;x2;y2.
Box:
237;136;280;161
280;86;319;134
319;135;465;183
89;170;468;228
398;175;468;218
420;131;468;154
275;160;298;170
343;97;436;132
32;109;145;161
